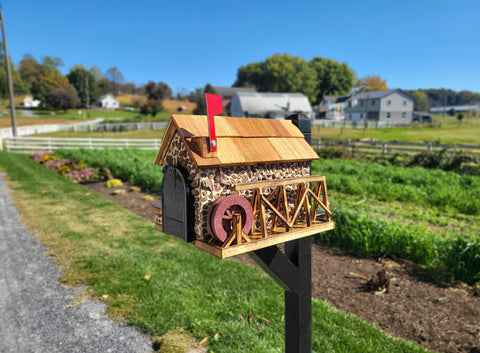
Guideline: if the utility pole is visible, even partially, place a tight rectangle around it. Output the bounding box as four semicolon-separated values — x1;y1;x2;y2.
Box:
0;11;17;136
85;74;90;118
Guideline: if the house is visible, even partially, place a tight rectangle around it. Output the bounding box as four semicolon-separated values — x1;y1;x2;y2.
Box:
99;94;119;109
23;96;41;108
345;89;414;125
317;95;350;120
213;86;257;114
230;92;313;119
153;114;333;257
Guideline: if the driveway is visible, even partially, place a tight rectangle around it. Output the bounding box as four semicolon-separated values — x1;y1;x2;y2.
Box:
0;173;152;353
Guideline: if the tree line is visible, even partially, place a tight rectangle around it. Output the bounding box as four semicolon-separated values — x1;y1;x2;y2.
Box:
0;49;175;114
406;89;480;112
1;48;478;114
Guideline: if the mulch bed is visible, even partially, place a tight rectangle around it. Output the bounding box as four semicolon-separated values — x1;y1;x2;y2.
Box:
82;181;480;353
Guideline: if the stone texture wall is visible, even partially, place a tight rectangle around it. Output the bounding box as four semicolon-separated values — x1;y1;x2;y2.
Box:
162;132;310;241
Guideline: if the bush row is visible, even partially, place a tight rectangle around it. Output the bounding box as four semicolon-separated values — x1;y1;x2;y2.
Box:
312;158;480;215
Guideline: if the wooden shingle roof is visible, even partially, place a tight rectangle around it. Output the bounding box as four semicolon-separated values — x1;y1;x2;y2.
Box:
154;115;318;168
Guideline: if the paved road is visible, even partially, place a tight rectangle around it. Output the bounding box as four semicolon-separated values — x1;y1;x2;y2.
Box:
0;173;152;353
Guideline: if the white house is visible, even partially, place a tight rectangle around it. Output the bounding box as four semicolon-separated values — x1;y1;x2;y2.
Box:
23;96;41;108
230;92;313;119
99;94;119;109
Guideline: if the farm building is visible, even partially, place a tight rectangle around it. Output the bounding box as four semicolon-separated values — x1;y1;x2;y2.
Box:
230;92;314;119
23;96;41;108
317;95;350;120
99;94;119;109
213;86;257;114
430;104;480;113
345;89;414;125
153;114;333;257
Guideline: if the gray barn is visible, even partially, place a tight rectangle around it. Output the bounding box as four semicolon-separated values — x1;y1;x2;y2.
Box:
230;92;313;119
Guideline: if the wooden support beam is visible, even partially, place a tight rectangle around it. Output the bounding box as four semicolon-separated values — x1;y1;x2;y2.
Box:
234;175;326;191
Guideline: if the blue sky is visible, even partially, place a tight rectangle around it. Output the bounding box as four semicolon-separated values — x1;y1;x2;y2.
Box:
3;0;479;94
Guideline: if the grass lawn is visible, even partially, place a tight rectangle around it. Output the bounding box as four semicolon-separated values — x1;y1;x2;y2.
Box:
312;120;480;145
0;151;433;353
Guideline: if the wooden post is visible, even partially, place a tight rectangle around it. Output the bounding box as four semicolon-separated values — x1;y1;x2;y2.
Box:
0;11;17;137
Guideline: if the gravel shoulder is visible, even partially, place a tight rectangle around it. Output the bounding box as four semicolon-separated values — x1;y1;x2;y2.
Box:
0;173;153;353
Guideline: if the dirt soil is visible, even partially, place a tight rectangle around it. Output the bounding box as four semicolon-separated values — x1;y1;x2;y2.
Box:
82;181;480;353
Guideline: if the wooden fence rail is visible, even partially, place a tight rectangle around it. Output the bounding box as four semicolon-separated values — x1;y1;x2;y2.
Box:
311;138;480;155
5;137;162;153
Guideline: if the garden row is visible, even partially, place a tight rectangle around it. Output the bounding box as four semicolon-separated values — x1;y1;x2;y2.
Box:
55;149;480;284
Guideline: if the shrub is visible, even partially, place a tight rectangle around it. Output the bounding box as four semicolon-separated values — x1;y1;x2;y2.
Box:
106;178;123;188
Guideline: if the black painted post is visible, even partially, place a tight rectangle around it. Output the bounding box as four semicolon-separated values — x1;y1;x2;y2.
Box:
284;237;312;352
251;113;313;352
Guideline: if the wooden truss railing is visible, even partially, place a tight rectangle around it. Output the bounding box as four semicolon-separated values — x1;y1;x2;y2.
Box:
233;175;332;241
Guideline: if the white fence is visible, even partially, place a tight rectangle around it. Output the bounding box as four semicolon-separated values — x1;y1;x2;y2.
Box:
5;137;162;153
0;118;105;138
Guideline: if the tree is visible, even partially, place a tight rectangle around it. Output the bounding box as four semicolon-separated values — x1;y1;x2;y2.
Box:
140;81;172;116
457;112;464;123
0;44;26;97
67;65;99;107
234;54;318;103
309;57;355;102
89;65;103;83
47;87;80;112
105;67;124;95
192;84;216;115
355;75;388;92
409;90;430;111
144;81;172;100
41;56;63;71
18;54;42;92
30;70;72;103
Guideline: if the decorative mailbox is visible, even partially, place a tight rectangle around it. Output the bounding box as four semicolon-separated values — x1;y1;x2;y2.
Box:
153;114;334;258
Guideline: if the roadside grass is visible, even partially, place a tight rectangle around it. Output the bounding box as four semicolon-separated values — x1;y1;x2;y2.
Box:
0;151;432;353
312;120;480;145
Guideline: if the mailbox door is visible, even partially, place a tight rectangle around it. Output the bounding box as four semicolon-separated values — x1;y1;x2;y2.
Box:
162;166;194;242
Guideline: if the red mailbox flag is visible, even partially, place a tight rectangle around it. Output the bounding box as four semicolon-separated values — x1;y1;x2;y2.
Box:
205;93;223;152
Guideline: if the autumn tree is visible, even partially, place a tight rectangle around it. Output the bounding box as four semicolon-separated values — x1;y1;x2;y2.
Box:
408;90;430;111
105;67;124;95
309;57;355;102
234;54;318;103
47;87;80;112
355;75;388;92
30;70;72;103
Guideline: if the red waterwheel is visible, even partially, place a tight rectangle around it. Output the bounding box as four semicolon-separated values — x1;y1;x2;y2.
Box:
207;195;254;242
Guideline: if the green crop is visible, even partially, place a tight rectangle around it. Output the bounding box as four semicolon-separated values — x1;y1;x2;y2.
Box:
312;158;480;215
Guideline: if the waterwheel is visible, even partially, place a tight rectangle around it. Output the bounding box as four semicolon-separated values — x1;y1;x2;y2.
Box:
207;195;254;242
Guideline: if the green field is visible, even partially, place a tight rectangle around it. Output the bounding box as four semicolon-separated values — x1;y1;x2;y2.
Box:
0;151;433;353
312;120;480;145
